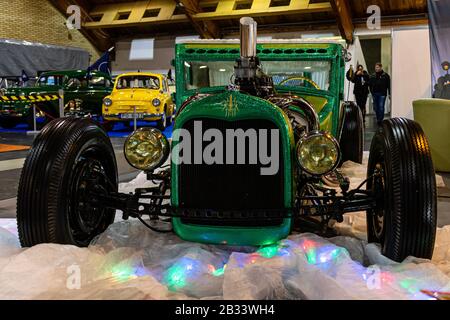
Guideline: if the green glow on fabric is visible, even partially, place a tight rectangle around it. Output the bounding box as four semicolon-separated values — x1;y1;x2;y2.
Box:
306;248;317;264
400;278;418;293
257;245;280;259
110;265;138;282
165;265;187;290
212;266;226;277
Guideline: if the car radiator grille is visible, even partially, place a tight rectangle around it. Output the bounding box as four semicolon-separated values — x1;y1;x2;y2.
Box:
177;118;285;227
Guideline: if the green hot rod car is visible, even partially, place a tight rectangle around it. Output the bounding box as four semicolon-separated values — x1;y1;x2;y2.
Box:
17;18;436;263
0;70;112;129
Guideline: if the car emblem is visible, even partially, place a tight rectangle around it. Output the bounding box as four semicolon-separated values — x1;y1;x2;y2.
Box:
223;94;239;117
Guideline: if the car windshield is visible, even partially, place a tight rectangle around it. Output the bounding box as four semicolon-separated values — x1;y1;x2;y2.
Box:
37;75;65;87
88;76;109;87
0;78;22;88
116;75;160;90
184;60;331;91
66;76;109;88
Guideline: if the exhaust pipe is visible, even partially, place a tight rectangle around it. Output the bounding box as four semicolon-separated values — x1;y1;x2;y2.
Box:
234;17;273;97
240;17;257;58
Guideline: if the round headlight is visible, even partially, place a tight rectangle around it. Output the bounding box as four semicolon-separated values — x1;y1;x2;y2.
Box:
152;98;161;107
124;127;170;171
103;98;112;106
296;131;340;176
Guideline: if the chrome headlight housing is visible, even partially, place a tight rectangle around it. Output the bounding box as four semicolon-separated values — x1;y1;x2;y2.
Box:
296;131;340;176
152;98;161;107
124;128;170;171
103;98;112;107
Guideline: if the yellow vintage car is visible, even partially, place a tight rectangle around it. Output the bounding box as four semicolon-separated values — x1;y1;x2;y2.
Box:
102;72;175;130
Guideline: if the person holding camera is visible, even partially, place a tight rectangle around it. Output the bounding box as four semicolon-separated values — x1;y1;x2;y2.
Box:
346;64;370;124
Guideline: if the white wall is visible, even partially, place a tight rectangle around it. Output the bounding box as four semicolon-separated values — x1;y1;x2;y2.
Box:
112;38;174;75
112;30;341;75
391;27;432;119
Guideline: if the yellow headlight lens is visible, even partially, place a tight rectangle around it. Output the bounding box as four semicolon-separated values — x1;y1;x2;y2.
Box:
297;132;340;175
124;128;169;171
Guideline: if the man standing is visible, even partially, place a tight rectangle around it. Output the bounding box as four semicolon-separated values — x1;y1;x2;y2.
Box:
369;63;391;126
346;64;370;124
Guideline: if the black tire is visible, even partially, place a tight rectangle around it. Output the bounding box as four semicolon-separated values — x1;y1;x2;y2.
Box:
101;121;115;132
0;117;19;129
339;102;364;164
17;117;118;247
156;107;168;130
366;118;437;262
167;114;173;126
167;106;174;126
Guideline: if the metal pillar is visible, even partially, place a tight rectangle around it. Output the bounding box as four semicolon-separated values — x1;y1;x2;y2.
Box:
26;104;39;135
58;89;64;118
133;106;137;131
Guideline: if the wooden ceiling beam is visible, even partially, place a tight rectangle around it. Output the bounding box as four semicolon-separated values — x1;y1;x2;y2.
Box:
195;0;332;20
354;17;428;29
176;0;220;38
83;0;333;29
330;0;354;44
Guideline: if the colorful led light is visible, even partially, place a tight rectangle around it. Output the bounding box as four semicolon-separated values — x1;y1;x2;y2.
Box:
207;264;227;277
399;278;419;294
103;237;444;300
164;264;187;290
109;264;140;283
163;257;207;291
212;265;227;277
257;245;280;259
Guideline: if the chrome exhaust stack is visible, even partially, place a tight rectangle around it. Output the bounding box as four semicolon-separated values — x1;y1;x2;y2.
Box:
239;17;257;58
234;17;258;81
234;17;274;98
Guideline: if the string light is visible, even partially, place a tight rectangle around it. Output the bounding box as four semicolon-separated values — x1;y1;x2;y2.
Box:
102;237;444;299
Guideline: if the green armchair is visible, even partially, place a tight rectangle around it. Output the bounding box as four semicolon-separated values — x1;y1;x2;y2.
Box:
413;98;450;172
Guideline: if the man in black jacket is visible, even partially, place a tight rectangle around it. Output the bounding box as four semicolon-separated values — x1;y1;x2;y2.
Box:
346;64;370;124
369;63;391;126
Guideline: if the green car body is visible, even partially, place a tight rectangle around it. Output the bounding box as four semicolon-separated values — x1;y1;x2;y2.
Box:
0;70;112;128
14;19;435;264
171;41;347;245
174;42;346;136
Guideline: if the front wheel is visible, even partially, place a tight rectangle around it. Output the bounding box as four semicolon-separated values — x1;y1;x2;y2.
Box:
339;102;364;164
366;118;437;262
17;117;118;247
101;120;115;132
156;108;168;130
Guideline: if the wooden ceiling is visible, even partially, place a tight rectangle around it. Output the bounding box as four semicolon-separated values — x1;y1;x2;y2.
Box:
350;0;427;17
49;0;429;51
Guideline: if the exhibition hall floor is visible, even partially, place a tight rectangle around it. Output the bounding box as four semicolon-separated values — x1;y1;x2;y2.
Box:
0;154;449;300
0;121;173;219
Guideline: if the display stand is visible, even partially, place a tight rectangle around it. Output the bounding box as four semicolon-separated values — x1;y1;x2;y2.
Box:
26;104;39;135
133;106;137;131
58;89;64;118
